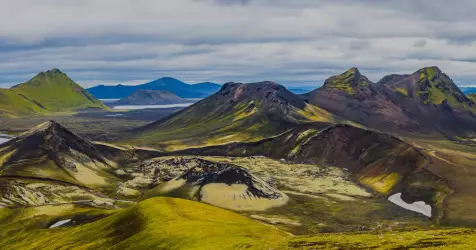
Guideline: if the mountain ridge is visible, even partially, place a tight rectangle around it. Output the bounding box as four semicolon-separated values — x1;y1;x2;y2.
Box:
87;77;221;99
303;66;476;139
127;81;335;150
113;89;190;105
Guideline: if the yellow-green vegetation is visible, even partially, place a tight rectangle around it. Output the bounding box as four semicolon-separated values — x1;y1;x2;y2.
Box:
129;88;335;150
408;138;476;227
286;228;476;249
359;172;400;194
396;87;408;96
0;204;116;238
294;103;336;123
0;197;289;250
0;69;107;118
468;93;476;103
0;90;50;118
416;67;475;113
186;157;432;234
324;67;371;95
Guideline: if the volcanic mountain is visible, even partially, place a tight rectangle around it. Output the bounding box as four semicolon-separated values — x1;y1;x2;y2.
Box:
380;67;475;110
113;89;191;105
128;81;336;150
378;66;476;138
87;77;221;99
0;69;107;117
0;121;123;190
303;67;476;139
302;68;420;132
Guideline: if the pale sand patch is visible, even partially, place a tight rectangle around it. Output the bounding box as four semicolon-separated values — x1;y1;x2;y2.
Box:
117;186;141;198
33;205;76;217
160;179;186;193
202;156;370;198
73;163;108;186
325;193;356;201
199;183;289;211
250;214;301;226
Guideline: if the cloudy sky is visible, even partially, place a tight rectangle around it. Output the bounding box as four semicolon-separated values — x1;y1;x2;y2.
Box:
2;0;476;88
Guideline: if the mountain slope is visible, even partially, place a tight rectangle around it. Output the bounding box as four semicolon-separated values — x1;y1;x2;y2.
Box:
0;121;121;190
2;196;475;249
303;67;476;139
87;77;221;99
382;66;475;110
114;90;190;105
11;69;107;112
128;81;336;150
302;68;420;132
0;197;288;249
0;89;50;118
174;124;451;220
0;69;107;117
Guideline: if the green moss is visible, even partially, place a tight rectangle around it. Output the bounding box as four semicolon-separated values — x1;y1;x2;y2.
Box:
325;68;370;95
395;87;408;96
0;69;108;118
0;197;289;249
287;228;476;249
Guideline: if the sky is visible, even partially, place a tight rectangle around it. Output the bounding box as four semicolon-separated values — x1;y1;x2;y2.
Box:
2;0;476;88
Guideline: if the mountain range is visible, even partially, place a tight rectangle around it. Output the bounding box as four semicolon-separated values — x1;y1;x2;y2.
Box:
125;66;476;150
86;77;221;99
461;87;476;94
113;89;191;105
128;81;336;150
2;66;476;249
303;66;476;138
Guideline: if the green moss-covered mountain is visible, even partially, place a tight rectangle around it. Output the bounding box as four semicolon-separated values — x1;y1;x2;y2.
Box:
0;69;107;117
382;66;476;111
302;67;419;132
321;67;372;94
127;81;336;150
303;67;476;139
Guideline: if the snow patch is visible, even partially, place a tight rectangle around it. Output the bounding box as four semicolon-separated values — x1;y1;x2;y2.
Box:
0;134;12;144
49;219;71;228
388;193;432;217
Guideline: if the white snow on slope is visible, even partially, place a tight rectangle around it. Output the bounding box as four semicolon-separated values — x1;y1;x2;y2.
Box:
388;193;432;217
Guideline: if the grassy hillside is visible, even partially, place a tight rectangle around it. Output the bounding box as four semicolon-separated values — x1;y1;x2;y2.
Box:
12;69;107;112
0;197;289;250
128;82;335;150
1;196;474;249
0;69;107;117
0;89;49;117
286;228;476;249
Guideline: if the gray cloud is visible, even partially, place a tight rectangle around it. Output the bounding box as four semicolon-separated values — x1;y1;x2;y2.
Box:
349;40;371;50
413;40;427;47
1;0;476;88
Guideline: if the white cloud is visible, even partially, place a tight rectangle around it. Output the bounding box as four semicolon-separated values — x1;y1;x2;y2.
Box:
1;0;476;87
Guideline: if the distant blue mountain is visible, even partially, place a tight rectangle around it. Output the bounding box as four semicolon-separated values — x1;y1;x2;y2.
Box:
87;77;221;99
288;87;317;94
461;87;476;95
